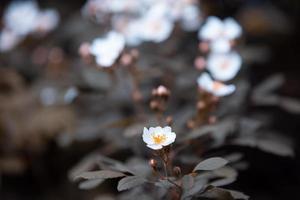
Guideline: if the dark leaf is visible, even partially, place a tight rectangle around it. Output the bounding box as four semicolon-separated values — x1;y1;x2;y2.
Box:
181;177;206;200
182;175;194;190
280;97;300;114
227;190;250;200
74;170;125;180
78;179;104;190
117;176;147;191
199;186;234;200
154;179;174;189
193;157;228;172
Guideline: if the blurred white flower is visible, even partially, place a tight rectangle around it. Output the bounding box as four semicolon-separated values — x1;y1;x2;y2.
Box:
143;126;176;150
198;16;241;52
3;1;40;36
210;38;231;53
198;16;241;41
64;87;79;104
180;4;202;31
137;4;173;43
35;9;60;34
139;17;173;43
207;52;242;81
40;87;57;106
89;31;125;67
109;0;143;13
197;73;236;96
1;0;60;52
0;29;23;52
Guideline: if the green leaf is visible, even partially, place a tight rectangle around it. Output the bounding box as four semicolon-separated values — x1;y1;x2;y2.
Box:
117;176;147;191
193;157;228;172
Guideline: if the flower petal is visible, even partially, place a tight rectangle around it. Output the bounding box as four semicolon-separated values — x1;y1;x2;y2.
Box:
162;132;176;146
142;127;154;145
223;17;242;40
147;144;163;150
162;126;172;133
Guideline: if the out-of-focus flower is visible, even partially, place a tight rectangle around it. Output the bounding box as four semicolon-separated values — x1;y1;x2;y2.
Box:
89;31;125;67
40;87;57;106
136;3;173;43
207;52;242;81
0;29;23;52
35;9;60;34
109;0;143;13
197;73;236;96
198;16;241;52
199;16;242;41
1;0;60;52
139;17;173;43
143;126;176;150
64;87;79;104
3;1;40;36
120;20;143;46
180;4;202;31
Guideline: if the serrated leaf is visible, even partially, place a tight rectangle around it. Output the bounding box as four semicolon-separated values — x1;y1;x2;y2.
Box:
74;170;125;180
79;179;104;190
193;157;228;172
117;176;146;191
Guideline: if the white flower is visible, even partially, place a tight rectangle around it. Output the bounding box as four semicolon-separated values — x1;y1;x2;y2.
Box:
138;15;174;43
197;73;235;96
198;16;241;52
180;4;202;31
109;0;143;13
143;126;176;150
210;38;231;53
35;9;60;33
198;16;242;41
112;17;143;46
3;1;40;35
64;87;79;104
0;28;23;52
89;31;125;67
207;52;242;81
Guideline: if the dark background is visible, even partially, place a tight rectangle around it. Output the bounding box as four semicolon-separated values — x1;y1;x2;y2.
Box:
0;0;300;199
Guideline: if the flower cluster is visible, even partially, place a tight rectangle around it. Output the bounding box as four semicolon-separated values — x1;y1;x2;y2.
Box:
82;0;202;46
0;0;60;52
197;16;242;97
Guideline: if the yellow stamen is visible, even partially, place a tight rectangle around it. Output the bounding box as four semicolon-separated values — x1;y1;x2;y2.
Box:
152;134;166;144
221;60;230;69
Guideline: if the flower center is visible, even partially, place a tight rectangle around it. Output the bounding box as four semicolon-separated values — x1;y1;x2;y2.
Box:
152;134;166;144
212;81;223;91
221;60;230;69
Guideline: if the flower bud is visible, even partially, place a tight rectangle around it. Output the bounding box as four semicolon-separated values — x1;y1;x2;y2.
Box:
197;101;206;110
173;166;181;177
194;56;206;71
166;116;173;125
120;53;133;66
150;100;159;111
149;159;158;170
79;42;91;59
187;119;196;129
208;116;217;124
198;41;209;53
